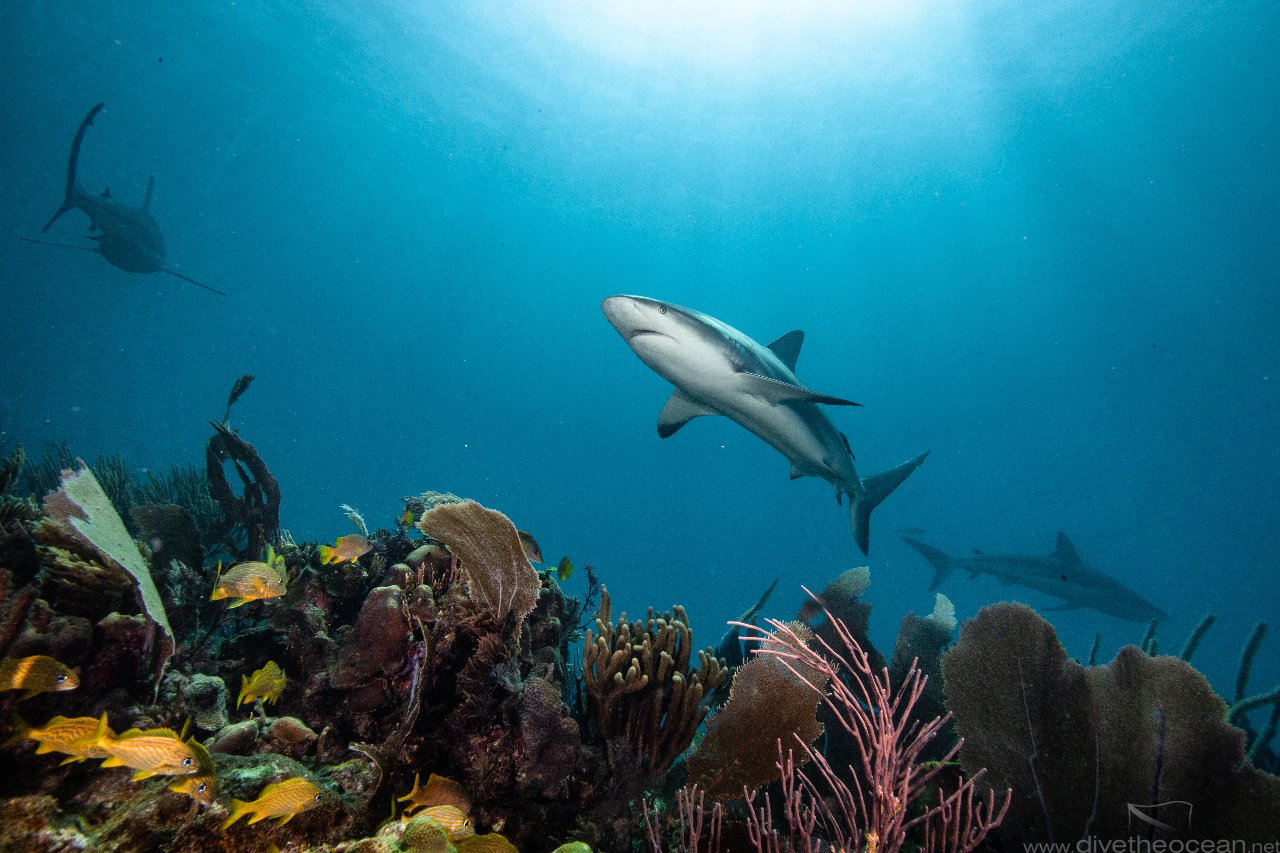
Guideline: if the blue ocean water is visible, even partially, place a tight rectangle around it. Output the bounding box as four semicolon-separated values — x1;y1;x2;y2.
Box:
1;0;1276;710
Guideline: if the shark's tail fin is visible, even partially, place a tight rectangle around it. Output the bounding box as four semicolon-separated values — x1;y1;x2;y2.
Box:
42;103;103;232
849;450;929;554
900;536;954;590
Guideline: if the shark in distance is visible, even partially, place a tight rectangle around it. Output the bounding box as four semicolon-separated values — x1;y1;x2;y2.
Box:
24;102;225;296
901;531;1168;623
602;295;928;553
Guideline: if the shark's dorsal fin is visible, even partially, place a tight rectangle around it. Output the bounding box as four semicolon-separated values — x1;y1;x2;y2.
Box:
1053;531;1082;565
657;390;715;438
738;373;861;407
765;330;804;372
143;176;154;210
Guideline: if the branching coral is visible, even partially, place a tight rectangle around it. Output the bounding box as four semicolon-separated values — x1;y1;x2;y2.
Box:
206;420;281;560
583;586;725;773
417;499;540;626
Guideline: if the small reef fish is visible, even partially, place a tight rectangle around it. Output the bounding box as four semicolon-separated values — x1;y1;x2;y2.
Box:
555;555;574;582
211;548;288;608
420;805;475;841
397;772;472;815
221;776;324;829
0;654;79;699
97;725;201;780
517;530;543;564
166;738;217;805
237;661;287;708
7;712;114;763
318;533;371;565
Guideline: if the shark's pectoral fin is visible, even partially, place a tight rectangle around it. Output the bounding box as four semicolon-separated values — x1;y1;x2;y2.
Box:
657;391;715;438
738;373;861;407
1042;600;1085;612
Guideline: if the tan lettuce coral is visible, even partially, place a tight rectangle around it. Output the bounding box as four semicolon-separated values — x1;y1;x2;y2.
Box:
41;463;174;688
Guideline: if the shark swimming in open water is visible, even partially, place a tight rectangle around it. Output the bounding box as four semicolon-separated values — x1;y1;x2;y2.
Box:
602;295;928;554
901;532;1167;623
23;103;225;296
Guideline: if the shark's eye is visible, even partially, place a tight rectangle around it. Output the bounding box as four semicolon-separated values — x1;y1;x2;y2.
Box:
659;305;667;314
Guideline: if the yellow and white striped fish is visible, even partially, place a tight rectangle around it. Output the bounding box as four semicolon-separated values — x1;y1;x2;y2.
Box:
210;557;287;608
97;725;201;780
8;712;114;764
0;654;79;700
420;805;475;841
222;777;323;829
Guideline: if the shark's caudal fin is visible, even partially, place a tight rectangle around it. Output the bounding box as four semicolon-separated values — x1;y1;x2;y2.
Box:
900;536;954;590
162;267;228;297
42;103;103;233
849;450;929;554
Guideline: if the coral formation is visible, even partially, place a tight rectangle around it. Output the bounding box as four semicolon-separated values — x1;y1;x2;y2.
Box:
942;602;1280;844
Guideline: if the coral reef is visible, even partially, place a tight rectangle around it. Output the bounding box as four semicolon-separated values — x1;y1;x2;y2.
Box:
2;426;1276;852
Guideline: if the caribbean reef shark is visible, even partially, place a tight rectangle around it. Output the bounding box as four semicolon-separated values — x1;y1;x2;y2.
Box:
602;295;928;554
23;103;225;296
901;532;1168;623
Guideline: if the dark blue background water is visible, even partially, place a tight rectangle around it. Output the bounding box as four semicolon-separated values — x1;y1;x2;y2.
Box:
2;2;1277;710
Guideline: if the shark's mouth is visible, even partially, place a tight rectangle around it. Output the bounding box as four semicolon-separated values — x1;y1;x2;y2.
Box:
628;329;669;342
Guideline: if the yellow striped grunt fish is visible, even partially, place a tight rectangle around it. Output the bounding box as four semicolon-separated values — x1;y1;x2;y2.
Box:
211;548;288;608
0;654;79;700
166;738;217;805
237;660;286;708
318;533;371;565
7;712;114;764
221;777;323;829
97;725;201;780
420;804;475;841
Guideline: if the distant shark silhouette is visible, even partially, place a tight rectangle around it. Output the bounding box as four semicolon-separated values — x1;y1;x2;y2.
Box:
603;295;928;553
22;103;225;296
901;531;1167;623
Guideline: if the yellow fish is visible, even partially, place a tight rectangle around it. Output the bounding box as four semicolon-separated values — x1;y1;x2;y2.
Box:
318;533;371;565
0;655;79;700
8;712;114;764
420;804;475;841
555;555;574;582
221;776;323;829
396;772;472;815
237;661;286;708
399;507;417;528
456;833;518;853
166;738;217;805
97;725;201;780
211;550;288;608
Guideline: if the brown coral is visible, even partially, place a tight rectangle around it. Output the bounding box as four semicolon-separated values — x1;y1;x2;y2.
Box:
687;620;827;799
583;586;725;773
417;499;540;625
943;602;1280;844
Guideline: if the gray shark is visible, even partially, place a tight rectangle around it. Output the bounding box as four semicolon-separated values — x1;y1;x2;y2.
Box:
25;103;225;296
602;295;928;554
901;532;1167;623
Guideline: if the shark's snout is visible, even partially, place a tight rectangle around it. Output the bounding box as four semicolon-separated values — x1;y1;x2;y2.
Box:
602;295;644;336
